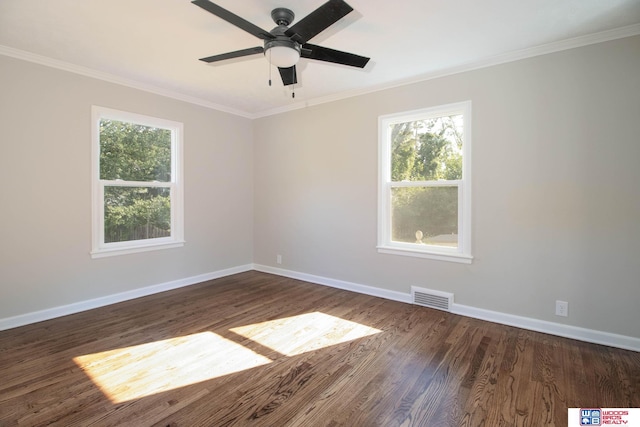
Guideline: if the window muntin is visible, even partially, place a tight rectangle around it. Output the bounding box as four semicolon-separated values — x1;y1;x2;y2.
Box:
91;107;184;258
378;101;472;263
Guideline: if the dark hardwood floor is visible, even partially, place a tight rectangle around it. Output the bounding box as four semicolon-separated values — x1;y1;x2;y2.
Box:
1;271;638;426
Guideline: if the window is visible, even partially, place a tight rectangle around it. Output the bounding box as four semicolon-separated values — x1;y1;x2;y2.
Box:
91;106;184;258
378;101;472;263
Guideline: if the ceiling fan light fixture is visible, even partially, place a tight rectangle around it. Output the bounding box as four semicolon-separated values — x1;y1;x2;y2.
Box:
264;40;301;68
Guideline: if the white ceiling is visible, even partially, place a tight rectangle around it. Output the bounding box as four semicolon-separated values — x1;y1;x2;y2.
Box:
1;0;639;118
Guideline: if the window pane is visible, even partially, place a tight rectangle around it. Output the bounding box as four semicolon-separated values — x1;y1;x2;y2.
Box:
390;115;463;182
391;186;458;247
104;186;171;243
100;119;172;182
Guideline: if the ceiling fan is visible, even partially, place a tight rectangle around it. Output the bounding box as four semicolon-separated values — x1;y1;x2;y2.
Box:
192;0;370;88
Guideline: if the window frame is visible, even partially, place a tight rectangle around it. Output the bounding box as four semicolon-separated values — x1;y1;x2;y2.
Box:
91;106;184;258
377;101;472;264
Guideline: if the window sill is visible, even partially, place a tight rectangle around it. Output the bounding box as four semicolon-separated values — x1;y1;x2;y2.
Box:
91;240;185;259
377;245;473;264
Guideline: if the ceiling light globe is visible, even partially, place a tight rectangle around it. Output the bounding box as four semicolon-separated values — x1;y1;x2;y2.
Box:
265;45;300;68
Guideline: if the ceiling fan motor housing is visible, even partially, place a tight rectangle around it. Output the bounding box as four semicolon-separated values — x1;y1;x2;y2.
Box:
271;8;295;26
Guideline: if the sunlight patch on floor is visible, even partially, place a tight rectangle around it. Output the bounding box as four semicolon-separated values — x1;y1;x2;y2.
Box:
74;312;381;403
230;311;382;357
73;332;272;403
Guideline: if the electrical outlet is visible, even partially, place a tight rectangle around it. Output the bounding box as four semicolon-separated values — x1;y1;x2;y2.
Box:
276;254;282;265
555;300;569;317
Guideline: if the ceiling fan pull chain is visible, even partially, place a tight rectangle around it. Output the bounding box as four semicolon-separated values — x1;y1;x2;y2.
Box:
268;50;272;86
292;83;295;99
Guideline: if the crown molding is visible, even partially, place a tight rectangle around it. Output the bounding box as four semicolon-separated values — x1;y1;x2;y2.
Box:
0;44;253;119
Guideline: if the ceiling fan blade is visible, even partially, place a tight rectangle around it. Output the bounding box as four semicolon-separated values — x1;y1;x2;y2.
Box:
285;0;353;44
192;0;274;40
199;46;264;63
301;44;370;68
278;66;297;86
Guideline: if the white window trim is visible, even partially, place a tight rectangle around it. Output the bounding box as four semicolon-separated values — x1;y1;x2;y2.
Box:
91;106;184;258
377;101;472;264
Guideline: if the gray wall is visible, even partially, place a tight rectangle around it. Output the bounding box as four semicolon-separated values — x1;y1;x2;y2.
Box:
253;35;640;338
0;55;254;319
2;35;638;340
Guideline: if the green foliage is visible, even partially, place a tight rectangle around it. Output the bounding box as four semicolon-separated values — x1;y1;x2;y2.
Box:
100;119;171;182
442;151;462;180
104;187;171;243
390;116;463;182
415;131;449;181
99;120;173;243
392;187;458;244
391;122;418;181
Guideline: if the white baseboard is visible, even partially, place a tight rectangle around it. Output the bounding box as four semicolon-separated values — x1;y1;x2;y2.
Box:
0;264;253;331
253;264;640;352
252;264;412;304
3;263;638;352
451;304;640;352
